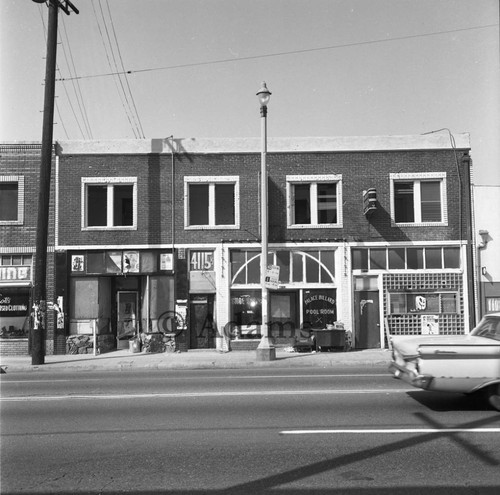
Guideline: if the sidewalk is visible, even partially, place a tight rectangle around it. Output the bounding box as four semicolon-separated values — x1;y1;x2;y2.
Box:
0;347;392;373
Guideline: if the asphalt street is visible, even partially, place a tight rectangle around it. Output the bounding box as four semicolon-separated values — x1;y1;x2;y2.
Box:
2;367;500;494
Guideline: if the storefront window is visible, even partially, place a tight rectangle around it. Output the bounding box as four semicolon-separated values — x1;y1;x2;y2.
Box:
230;290;262;336
389;291;458;314
0;288;30;338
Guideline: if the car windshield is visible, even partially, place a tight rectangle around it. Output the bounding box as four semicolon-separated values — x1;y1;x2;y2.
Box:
471;316;500;341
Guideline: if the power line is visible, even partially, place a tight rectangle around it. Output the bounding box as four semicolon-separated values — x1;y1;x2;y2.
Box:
90;0;143;138
59;17;93;138
56;23;498;82
104;0;144;138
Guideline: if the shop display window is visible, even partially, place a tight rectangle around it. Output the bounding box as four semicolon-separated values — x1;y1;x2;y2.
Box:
0;288;30;339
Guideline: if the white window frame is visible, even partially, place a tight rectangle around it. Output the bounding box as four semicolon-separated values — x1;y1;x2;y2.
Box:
184;176;240;229
81;177;137;230
390;172;447;226
0;176;24;225
286;174;343;229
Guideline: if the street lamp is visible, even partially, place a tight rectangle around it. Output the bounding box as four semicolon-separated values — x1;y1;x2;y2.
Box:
256;82;276;361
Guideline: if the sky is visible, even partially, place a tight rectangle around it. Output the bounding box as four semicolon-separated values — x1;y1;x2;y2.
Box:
1;0;499;186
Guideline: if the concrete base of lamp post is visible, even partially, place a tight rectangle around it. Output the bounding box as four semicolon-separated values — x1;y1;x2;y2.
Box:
256;336;276;361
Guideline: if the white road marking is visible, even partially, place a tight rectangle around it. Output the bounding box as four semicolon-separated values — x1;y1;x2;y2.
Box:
280;428;500;434
0;388;408;401
2;374;389;384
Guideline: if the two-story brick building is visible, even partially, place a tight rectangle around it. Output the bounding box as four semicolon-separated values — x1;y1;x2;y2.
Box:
0;143;58;356
1;134;474;356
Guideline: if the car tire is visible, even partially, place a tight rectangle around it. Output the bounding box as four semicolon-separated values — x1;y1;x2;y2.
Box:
487;384;500;412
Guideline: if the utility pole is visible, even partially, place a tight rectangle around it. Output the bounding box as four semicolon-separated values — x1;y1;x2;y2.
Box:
31;0;79;365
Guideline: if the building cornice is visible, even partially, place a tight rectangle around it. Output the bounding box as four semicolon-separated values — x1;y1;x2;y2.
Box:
53;133;471;155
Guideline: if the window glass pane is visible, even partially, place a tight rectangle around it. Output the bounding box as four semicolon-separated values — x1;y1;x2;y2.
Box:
140;252;156;273
420;181;441;222
87;186;107;226
425;293;440;312
113;185;133;226
390;293;406;313
0;183;18;221
247;253;260;284
305;251;319;283
12;255;23;265
294;184;310;224
231;290;262;326
443;247;460;268
388;248;405;269
407;248;424;269
370;249;386;270
317;183;337;224
320;250;335;282
276;251;290;284
394;182;414;222
352;249;368;270
425;248;442;269
87;252;105;274
189;184;209;225
292;252;304;282
442;293;458;313
215;184;235;225
231;251;246;284
0;287;30;338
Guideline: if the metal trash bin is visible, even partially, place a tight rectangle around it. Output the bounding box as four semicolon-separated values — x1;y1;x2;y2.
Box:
313;328;345;351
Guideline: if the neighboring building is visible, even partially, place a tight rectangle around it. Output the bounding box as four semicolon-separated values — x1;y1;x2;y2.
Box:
473;185;500;319
0;143;57;356
1;134;474;356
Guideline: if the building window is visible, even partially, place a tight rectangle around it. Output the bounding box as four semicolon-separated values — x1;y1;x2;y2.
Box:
389;291;459;314
0;176;24;225
391;173;447;225
184;176;239;229
230;249;335;285
352;246;461;271
82;178;137;230
287;175;342;228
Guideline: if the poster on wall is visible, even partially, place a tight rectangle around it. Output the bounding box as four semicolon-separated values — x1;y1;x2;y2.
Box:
421;315;439;334
71;255;84;272
160;253;173;271
123;251;139;273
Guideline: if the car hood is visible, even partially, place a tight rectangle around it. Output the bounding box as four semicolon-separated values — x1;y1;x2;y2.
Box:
391;334;488;358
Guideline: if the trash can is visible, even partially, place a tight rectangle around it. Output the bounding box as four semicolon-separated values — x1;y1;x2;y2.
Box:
129;338;141;353
313;328;345;351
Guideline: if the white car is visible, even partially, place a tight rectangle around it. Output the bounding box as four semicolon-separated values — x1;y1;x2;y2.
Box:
389;312;500;411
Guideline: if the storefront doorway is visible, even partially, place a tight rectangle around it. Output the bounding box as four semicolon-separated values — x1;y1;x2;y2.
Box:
116;291;138;347
189;294;215;349
269;291;298;339
354;290;380;348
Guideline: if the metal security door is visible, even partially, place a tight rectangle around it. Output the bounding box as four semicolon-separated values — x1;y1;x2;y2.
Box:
354;290;380;348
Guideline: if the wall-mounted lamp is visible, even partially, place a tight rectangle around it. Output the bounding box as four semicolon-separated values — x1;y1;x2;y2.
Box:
481;267;487;276
478;229;490;249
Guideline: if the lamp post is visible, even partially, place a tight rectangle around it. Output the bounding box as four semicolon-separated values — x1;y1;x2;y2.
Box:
256;82;276;361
